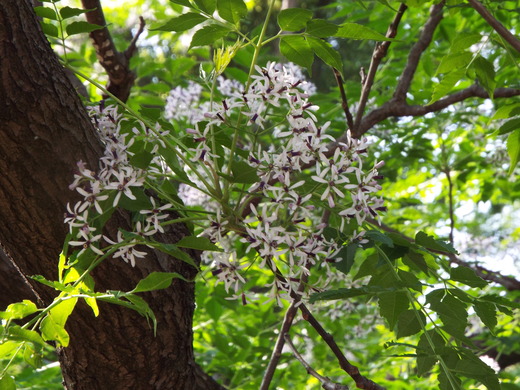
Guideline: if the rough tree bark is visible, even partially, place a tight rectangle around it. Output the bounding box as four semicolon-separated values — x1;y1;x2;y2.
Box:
0;1;223;389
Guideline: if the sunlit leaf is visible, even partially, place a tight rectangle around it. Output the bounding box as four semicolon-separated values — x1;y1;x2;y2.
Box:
335;23;394;41
277;8;312;31
507;129;520;175
279;35;313;72
217;0;247;25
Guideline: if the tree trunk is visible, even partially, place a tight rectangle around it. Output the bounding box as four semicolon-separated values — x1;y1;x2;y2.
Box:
0;1;223;389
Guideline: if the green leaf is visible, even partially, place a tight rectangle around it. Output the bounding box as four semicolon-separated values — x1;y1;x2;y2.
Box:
309;286;393;303
230;160;259;184
450;266;487;288
40;314;71;347
7;325;46;346
277;8;313;31
402;250;429;274
60;6;94;19
306;19;338;37
365;230;394;247
150;12;207;32
335;23;393;41
1;300;38;320
472;55;495;98
507;129;520;175
40;22;59;38
353;253;379;281
154;243;198;268
449;33;482;53
279;35;313;72
396;309;425;338
193;0;216;13
84;297;100;317
170;0;194;7
429;69;465;104
474;301;497;332
416;330;445;376
129;150;154;169
23;344;42;369
428;293;468;334
65;21;104;36
332;243;358;275
189;24;231;48
217;0;247;25
497;117;520;135
491;103;520;120
415;231;457;253
0;341;21;360
176;236;222;251
132;272;189;293
378;291;409;330
307;36;343;72
0;375;16;390
436;51;472;74
454;357;500;390
34;6;57;20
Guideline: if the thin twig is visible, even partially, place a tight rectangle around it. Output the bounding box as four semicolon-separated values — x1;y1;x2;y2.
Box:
467;0;520;54
353;3;408;133
125;16;146;59
392;1;445;103
284;334;350;390
333;69;355;131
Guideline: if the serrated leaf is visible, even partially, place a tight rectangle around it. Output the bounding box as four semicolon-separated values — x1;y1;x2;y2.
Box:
7;326;45;346
474;301;497;332
151;13;207;32
231;160;259;183
450;266;487;288
189;24;231;48
40;22;59;38
449;33;482;53
415;231;457;253
332;243;357;275
193;0;216;13
279;35;313;72
491;103;520;121
277;8;312;31
507;129;520;175
403;250;429;274
429;293;468;334
416;330;445;376
132;272;189;293
307;36;342;72
436;51;472;74
0;375;16;390
396;309;425;338
23;344;42;369
378;291;409;330
34;6;57;20
309;286;393;303
335;23;394;41
497;117;520;135
217;0;247;24
472;55;495;98
454;358;500;390
365;230;394;247
176;236;222;251
66;21;104;36
60;6;94;19
429;69;465;104
170;0;194;7
2;300;38;320
306;19;338;37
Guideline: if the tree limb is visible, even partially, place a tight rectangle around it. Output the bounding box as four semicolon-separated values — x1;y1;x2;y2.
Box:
352;85;520;138
354;3;408;130
80;0;145;102
392;1;445;104
467;0;520;54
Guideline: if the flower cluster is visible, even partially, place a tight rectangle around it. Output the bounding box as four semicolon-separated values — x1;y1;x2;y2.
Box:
65;105;171;266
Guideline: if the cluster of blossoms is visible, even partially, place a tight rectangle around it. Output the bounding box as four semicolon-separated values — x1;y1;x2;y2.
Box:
65;105;172;266
166;62;386;303
65;62;385;306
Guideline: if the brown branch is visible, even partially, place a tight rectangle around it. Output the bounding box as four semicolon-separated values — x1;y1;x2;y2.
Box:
259;300;300;390
334;69;355;131
284;334;350;390
354;3;408;131
392;1;445;104
366;218;520;291
467;0;520;54
80;0;145;102
352;85;520;138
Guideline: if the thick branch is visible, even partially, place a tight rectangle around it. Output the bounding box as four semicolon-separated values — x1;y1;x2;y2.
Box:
467;0;520;53
353;85;520;138
354;3;407;130
392;1;445;103
80;0;145;102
